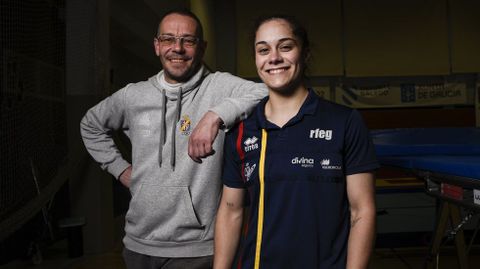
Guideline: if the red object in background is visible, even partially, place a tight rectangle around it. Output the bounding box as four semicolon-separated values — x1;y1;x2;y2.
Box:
441;183;464;200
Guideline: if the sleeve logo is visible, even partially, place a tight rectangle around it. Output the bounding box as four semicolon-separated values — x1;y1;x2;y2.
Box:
244;162;257;182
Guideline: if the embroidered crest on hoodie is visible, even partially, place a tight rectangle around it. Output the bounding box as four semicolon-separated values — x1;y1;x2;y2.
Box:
180;115;192;135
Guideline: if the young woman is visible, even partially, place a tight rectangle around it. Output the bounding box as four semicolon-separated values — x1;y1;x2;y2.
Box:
214;15;379;269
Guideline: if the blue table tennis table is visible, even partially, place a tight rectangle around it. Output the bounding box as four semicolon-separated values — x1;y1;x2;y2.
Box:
372;128;480;269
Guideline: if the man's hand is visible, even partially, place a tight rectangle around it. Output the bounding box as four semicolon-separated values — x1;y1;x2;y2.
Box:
119;165;132;188
188;111;223;163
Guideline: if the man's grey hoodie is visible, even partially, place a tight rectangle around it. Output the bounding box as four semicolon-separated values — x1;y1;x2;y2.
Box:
80;65;267;257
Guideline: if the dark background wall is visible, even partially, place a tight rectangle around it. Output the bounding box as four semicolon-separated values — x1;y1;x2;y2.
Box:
0;0;479;263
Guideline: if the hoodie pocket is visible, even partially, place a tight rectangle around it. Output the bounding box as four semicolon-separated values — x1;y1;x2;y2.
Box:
125;183;205;242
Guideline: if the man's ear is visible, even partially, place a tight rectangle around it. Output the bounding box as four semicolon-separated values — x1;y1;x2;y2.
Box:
153;38;161;56
199;40;207;55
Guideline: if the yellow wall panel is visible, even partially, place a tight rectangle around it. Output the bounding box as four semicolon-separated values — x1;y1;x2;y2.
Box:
450;0;480;73
344;0;450;77
235;0;343;78
191;0;216;70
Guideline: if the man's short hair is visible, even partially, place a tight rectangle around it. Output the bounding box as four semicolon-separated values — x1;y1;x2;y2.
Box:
158;8;204;40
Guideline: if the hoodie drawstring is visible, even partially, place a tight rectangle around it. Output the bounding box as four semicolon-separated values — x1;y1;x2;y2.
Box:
159;89;167;167
158;87;182;170
170;87;182;170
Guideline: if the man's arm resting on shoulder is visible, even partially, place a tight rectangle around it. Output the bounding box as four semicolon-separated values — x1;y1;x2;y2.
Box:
209;78;267;130
213;185;245;269
188;78;267;162
346;172;376;269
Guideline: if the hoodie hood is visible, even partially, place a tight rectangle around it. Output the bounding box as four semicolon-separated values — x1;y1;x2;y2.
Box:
150;65;210;100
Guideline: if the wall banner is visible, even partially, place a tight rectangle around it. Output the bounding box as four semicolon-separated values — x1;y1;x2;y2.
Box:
336;83;470;108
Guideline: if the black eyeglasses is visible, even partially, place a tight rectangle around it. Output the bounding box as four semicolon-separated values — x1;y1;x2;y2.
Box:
156;34;200;48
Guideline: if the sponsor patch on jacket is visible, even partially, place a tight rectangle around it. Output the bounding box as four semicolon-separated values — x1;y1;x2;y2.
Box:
321;159;342;170
291;157;315;168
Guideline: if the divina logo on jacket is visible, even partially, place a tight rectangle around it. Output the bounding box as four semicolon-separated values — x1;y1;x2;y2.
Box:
291;157;314;168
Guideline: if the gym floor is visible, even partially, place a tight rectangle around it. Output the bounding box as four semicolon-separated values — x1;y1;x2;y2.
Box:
1;239;480;269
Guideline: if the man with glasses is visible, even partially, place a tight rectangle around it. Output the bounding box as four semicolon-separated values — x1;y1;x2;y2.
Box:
80;9;266;269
